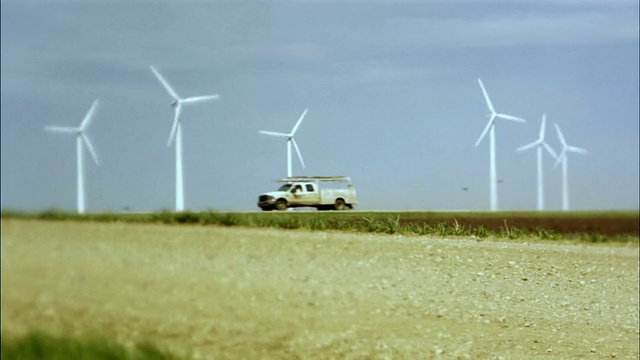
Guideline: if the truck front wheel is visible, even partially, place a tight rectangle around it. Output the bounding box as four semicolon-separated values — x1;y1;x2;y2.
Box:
275;199;288;211
334;198;347;211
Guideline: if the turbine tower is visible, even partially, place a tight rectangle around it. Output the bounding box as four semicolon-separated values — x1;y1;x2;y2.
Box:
150;65;219;212
553;123;588;211
259;109;308;178
44;100;100;214
516;113;558;211
475;79;526;211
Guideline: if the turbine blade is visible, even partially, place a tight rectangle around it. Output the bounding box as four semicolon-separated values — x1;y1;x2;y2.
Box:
80;99;99;131
291;109;308;136
150;65;181;101
82;134;99;165
291;138;305;168
554;150;565;168
182;95;219;104
517;141;539;152
543;142;558;159
477;79;495;114
259;131;289;137
168;105;181;146
554;123;567;146
168;119;179;147
45;126;78;134
539;113;546;140
496;113;526;123
568;146;588;155
475;116;494;147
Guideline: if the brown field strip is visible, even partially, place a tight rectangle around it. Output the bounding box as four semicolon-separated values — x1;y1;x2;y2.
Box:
3;210;639;239
391;212;640;237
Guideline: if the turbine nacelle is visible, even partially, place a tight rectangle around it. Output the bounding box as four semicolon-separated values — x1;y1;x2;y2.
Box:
259;109;309;176
553;123;587;168
475;78;526;212
43;99;101;213
149;64;219;212
475;79;526;147
44;99;100;165
150;65;218;147
552;123;588;211
516;113;557;159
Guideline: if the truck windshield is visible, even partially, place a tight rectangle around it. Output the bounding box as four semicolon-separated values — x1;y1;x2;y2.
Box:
278;184;292;192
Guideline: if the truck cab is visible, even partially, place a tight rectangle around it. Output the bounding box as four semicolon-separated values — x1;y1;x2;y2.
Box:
286;182;320;205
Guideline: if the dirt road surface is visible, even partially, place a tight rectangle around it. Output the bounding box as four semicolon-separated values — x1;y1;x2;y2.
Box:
2;219;638;359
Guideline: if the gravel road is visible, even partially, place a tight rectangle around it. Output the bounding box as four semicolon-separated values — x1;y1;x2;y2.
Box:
2;219;638;359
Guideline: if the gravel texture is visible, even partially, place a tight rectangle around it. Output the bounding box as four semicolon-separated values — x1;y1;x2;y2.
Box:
2;219;639;359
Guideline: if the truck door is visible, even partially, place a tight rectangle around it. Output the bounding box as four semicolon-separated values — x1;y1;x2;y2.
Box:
289;183;305;205
302;183;320;205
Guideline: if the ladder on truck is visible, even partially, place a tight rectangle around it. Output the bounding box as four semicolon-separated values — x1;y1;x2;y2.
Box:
275;176;352;184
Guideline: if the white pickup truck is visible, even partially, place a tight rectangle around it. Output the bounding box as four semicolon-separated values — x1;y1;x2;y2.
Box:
257;176;357;211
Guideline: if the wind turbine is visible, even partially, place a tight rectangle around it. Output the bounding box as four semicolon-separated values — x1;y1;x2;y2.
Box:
150;65;219;212
553;123;588;211
259;109;308;178
44;100;100;214
475;79;526;211
516;113;558;211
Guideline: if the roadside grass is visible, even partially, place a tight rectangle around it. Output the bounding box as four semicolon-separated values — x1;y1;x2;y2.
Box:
1;330;181;360
1;209;638;243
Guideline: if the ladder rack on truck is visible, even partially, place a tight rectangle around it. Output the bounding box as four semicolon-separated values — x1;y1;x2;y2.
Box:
275;176;352;184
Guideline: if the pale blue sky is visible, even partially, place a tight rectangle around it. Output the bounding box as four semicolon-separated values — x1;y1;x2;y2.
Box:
1;0;638;212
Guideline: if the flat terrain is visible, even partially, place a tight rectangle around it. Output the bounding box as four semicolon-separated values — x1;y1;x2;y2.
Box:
6;210;639;238
385;211;639;237
2;219;639;359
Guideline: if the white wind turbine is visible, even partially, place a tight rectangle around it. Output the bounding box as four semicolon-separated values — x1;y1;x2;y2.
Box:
150;65;219;212
259;109;308;178
553;123;588;211
475;79;526;211
44;100;100;214
516;113;558;211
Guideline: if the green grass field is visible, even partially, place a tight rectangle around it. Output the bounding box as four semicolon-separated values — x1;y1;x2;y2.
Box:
1;330;181;360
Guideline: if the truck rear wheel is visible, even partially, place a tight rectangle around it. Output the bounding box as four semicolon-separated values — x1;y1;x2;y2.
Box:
275;199;288;211
334;198;346;211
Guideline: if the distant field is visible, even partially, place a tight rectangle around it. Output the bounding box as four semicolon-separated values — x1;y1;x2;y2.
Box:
2;209;638;241
2;219;638;358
